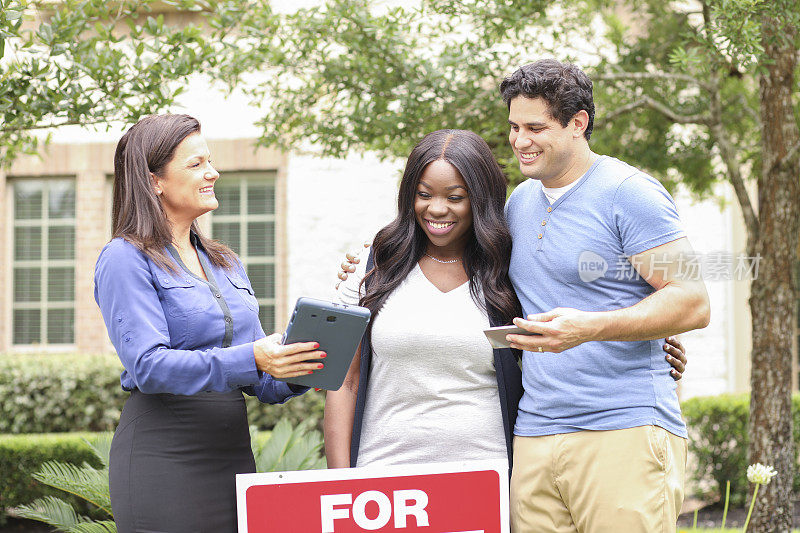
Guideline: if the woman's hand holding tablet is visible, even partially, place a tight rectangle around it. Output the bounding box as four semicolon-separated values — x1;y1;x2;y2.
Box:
253;333;328;379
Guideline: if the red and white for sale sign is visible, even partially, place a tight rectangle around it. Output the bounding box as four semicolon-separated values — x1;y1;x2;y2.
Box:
236;460;509;533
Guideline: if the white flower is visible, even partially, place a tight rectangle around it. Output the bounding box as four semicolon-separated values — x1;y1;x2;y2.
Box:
747;463;777;485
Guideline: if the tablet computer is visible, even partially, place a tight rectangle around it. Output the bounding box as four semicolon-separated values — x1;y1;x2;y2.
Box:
277;297;371;391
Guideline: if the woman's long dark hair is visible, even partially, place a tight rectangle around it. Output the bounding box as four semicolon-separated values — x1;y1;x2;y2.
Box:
112;114;236;271
360;129;522;326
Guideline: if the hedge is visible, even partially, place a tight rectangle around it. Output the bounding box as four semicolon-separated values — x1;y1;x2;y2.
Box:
682;393;800;506
0;431;276;524
0;353;325;434
0;354;126;433
11;354;800;511
0;432;103;524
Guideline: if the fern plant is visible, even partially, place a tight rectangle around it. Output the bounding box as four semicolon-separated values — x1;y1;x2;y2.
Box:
14;433;116;532
13;418;326;531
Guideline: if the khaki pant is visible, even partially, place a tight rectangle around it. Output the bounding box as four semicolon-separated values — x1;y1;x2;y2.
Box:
510;425;687;533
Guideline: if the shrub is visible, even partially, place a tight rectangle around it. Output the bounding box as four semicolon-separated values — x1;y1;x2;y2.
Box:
0;354;126;434
0;432;105;524
682;393;800;506
0;353;325;434
246;389;326;432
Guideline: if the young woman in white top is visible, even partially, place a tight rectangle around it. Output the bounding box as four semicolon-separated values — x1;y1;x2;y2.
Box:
324;129;686;469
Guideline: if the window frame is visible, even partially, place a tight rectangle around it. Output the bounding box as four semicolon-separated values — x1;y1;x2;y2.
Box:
9;176;77;350
210;170;279;333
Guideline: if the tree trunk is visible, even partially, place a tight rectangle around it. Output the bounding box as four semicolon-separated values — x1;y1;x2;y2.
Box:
748;3;800;532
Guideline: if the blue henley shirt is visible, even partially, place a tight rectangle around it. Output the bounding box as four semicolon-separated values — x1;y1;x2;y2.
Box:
506;155;688;438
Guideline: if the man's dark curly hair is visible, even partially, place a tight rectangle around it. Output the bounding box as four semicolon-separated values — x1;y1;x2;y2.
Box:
499;59;595;140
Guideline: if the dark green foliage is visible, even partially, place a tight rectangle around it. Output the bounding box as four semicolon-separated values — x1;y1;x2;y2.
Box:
0;433;103;524
0;354;127;434
0;353;325;434
245;390;326;433
14;434;114;532
682;393;800;506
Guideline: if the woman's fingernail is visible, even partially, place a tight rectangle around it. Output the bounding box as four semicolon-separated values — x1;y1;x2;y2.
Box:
307;371;314;374
664;344;669;350
320;353;327;358
313;343;320;349
317;364;324;369
314;388;322;392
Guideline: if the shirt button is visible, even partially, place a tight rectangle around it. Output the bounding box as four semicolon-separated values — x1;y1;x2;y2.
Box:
538;234;543;239
547;207;552;213
215;293;222;298
541;220;546;226
224;316;232;323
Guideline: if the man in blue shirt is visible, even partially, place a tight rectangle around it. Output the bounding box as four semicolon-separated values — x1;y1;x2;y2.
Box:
501;59;710;532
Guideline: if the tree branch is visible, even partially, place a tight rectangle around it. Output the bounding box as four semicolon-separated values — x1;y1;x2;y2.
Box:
707;82;759;249
594;71;713;92
702;0;711;40
600;95;712;125
0;117;111;133
733;92;759;124
600;100;647;123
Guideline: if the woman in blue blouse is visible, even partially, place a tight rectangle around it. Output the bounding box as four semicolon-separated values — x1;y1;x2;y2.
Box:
94;114;323;533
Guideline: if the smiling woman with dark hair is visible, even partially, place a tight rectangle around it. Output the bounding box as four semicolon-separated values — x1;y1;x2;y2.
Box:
95;114;323;533
325;129;524;469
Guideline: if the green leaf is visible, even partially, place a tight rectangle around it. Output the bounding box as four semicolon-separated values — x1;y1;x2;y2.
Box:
32;461;112;515
69;521;117;533
83;434;112;468
253;418;326;473
13;496;87;530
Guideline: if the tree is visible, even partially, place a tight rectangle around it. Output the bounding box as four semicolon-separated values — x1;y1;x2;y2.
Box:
0;0;245;167
219;1;799;529
749;2;800;529
573;2;800;530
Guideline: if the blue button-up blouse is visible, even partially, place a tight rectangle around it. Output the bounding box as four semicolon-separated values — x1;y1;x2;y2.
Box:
94;236;303;404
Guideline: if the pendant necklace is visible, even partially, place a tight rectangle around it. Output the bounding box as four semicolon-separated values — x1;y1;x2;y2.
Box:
424;253;461;264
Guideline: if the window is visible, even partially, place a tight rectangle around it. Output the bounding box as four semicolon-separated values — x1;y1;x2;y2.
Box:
12;179;76;345
211;172;277;332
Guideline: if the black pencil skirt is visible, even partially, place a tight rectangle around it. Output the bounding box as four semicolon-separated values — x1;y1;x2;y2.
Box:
109;390;255;533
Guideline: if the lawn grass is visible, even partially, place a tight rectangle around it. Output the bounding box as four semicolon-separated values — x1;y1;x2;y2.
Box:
678;527;800;533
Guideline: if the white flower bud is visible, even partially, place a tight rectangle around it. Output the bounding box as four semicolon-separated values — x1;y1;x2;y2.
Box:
746;463;777;485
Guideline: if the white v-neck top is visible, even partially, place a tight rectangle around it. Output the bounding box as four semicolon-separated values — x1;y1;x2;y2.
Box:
338;256;506;467
542;175;583;203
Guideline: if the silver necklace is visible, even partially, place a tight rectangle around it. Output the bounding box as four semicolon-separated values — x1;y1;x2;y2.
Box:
425;253;461;264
